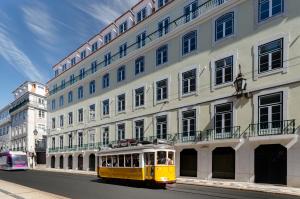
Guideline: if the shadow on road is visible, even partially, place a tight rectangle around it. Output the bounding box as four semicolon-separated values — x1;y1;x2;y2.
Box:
91;178;167;190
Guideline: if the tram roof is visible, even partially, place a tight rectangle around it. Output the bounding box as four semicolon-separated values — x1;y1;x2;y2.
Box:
97;144;174;155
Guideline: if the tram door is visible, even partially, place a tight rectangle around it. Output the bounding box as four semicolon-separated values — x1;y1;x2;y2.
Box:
144;152;155;180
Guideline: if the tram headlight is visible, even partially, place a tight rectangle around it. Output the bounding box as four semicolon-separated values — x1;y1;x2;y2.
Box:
160;177;168;182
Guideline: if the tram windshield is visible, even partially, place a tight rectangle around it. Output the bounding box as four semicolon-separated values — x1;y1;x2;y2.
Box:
157;151;167;164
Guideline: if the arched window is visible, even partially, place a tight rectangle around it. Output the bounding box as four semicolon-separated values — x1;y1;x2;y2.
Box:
215;12;234;41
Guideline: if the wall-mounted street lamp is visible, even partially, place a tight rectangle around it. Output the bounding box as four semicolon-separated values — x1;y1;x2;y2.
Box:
234;64;247;98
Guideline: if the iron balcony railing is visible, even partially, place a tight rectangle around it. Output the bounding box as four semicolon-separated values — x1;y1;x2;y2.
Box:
200;126;241;141
175;132;200;143
49;0;231;96
248;120;296;137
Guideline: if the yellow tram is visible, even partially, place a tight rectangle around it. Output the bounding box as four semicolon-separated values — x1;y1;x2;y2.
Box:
96;143;176;184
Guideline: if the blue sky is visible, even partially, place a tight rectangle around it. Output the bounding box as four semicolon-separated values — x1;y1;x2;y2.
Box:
0;0;138;109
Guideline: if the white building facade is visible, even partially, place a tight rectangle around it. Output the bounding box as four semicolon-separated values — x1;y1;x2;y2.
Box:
46;0;300;187
10;81;47;167
0;105;11;151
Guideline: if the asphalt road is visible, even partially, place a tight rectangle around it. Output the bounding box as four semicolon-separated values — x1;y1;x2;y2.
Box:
0;170;298;199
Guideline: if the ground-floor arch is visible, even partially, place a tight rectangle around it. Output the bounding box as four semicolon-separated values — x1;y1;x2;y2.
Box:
255;144;287;185
59;155;64;169
212;147;235;179
180;148;197;177
89;154;95;171
78;154;83;170
51;156;55;168
68;155;73;169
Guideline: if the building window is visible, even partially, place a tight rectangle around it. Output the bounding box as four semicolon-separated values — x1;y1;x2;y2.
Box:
52;137;55;149
92;42;98;52
80;50;86;59
182;31;197;55
102;99;109;116
158;0;168;8
55;70;59;77
137;7;147;23
78;132;83;147
71;57;76;66
104;52;111;66
59;115;64;127
135;87;145;107
156;79;168;101
38;110;45;118
102;127;109;146
89;80;96;94
119;21;128;33
156;115;167;139
258;0;284;22
182;69;196;95
135;57;144;75
61;79;66;89
215;103;233;134
62;64;67;71
184;1;198;22
79;68;85;80
117;66;126;82
78;108;83;122
68;112;73;125
258;92;282;130
158;17;169;37
59;136;64;149
102;74;110;88
78;86;84;99
135;120;144;140
215;56;233;85
119;43;127;58
117;94;126;112
68;134;73;148
51;99;56;110
215;12;234;41
89;104;96;120
70;74;75;85
156;45;168;66
59;95;64;107
104;32;111;44
117;123;125;141
52;118;56;129
182;110;196;138
68;91;73;103
89;132;95;145
137;32;146;48
91;61;97;73
258;38;283;73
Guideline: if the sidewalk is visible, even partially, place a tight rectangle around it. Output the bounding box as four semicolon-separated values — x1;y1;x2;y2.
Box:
33;167;97;176
176;177;300;197
0;179;68;199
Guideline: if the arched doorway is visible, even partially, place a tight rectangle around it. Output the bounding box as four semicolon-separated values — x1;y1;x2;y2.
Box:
59;156;64;169
212;147;235;179
78;154;83;170
255;144;287;185
180;149;197;177
89;154;95;171
68;155;73;169
51;156;55;168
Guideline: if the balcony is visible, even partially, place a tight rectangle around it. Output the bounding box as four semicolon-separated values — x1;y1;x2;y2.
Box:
200;126;241;141
247;120;296;137
175;132;199;144
49;0;232;96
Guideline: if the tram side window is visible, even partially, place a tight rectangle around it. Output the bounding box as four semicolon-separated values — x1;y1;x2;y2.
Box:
167;151;174;165
112;156;118;167
132;154;139;167
125;154;131;167
107;156;112;167
102;156;107;167
144;152;155;166
118;155;124;167
157;151;167;165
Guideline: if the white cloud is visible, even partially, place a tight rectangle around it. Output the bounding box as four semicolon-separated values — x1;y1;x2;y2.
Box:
71;0;139;25
0;24;46;83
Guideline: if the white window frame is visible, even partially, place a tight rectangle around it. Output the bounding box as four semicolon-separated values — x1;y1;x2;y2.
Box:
115;93;126;114
179;65;201;99
210;50;238;91
116;122;126;141
252;87;288;124
253;33;289;80
132;117;146;140
212;9;237;45
101;126;110;146
133;84;147;110
153;112;171;139
101;99;110;119
178;106;200;138
154;75;171;105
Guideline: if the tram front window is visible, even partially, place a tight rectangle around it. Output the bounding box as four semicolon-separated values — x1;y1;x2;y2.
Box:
157;151;167;165
112;156;118;167
125;154;131;167
168;151;174;165
118;155;124;167
102;156;107;167
132;154;139;167
107;156;112;167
